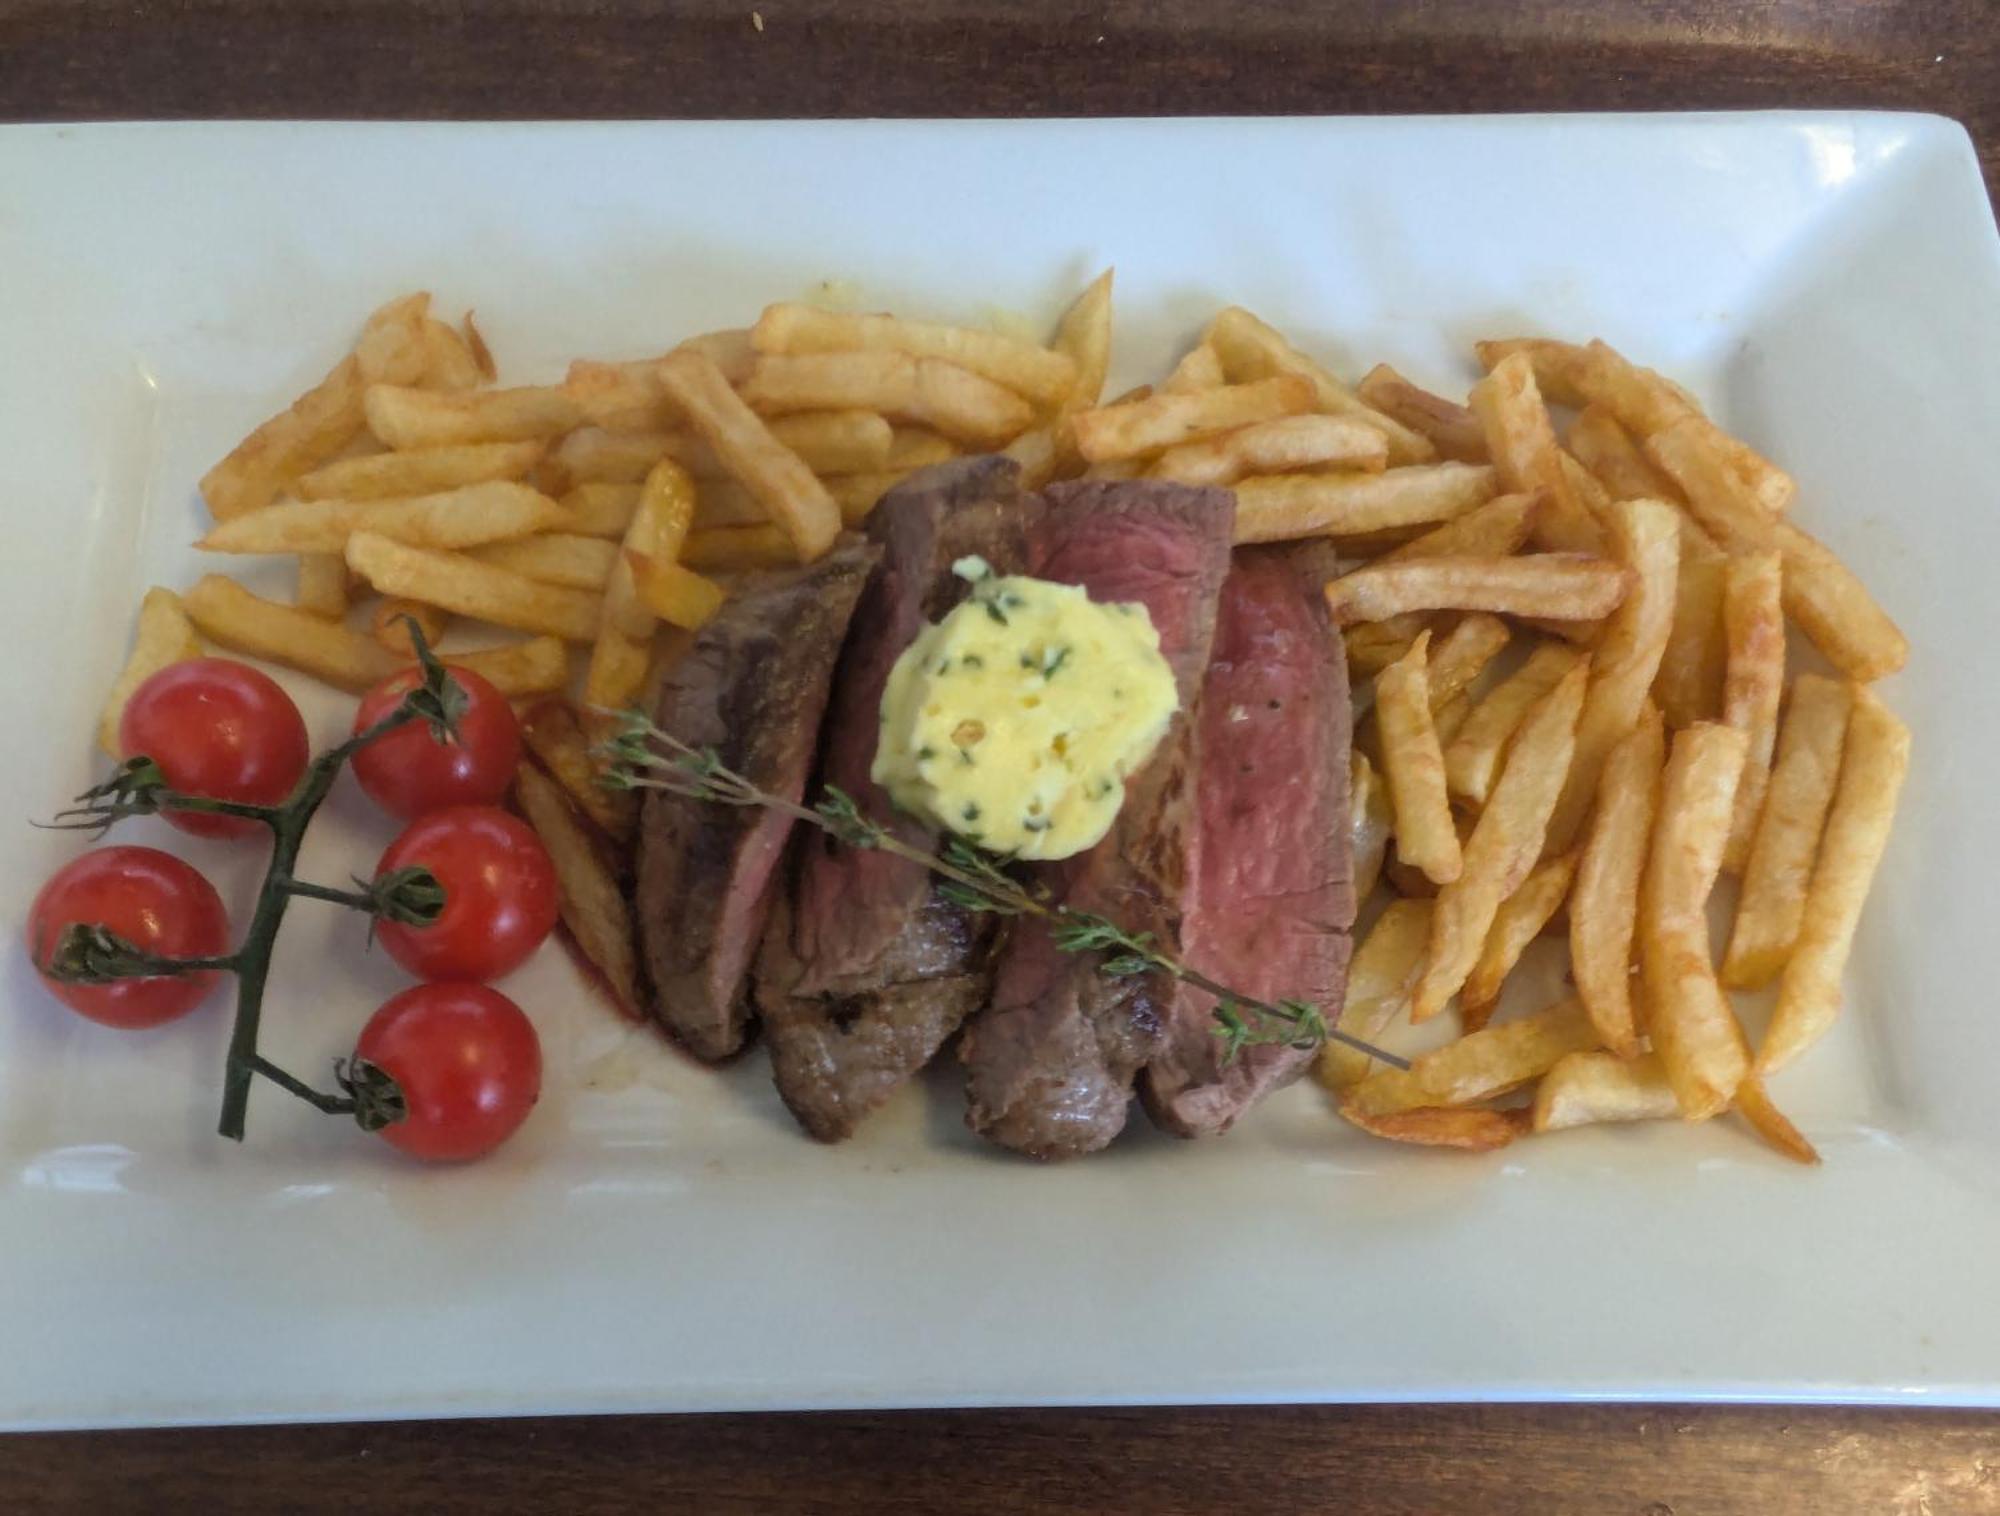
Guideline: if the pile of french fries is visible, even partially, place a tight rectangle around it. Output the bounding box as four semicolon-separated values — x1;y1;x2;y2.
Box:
93;281;1909;1164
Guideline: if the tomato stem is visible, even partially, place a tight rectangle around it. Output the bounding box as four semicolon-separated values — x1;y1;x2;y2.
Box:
245;1055;357;1116
278;878;381;911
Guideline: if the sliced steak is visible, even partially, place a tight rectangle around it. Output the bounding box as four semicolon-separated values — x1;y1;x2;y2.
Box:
959;480;1234;1160
756;457;1036;1140
1140;545;1356;1137
635;539;878;1061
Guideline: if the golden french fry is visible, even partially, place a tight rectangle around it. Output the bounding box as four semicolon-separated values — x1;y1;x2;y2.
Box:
883;426;958;472
1153;413;1389;486
1324;554;1629;626
678;329;756;386
740;351;1034;448
366;383;583;448
583;457;699;708
1426;614;1512;709
1720;551;1786;872
1568;404;1681;503
1315;897;1432;1089
1160;343;1225;394
554;427;678;485
295;440;545;502
1570;706;1665;1056
764;410;895;473
1469;351;1606;554
1757;690;1909;1075
657;350;840;560
1350;749;1393;904
1235;463;1500;545
560;483;642;539
1205;307;1436;465
692;474;777;528
437;637;569;699
751;302;1078;408
626;552;728;631
1356;364;1488;463
521;700;636;841
469;533;620;589
564;357;673;432
1001;425;1059;490
1380;491;1542;565
681;524;798;572
461;311;497;381
1645;417;1906;681
96;588;204;755
419;318;484;392
822;470;917;526
1543;497;1682;852
1640;722;1751;1118
1652;539;1729;728
564;413;903;483
1349;996;1600;1116
1722;675;1854;990
293;553;351;617
1445;644;1584;807
1337;1098;1522;1152
1531;1050;1679;1133
1412;662;1588;1021
1376;632;1463;886
1461;853;1578;1030
345;531;603;641
1733;1076;1821;1166
1074;376;1314;462
369;598;450;658
1344;620;1426;680
1054;270;1113;409
201;356;366;521
201;481;567;556
182;574;398;692
1472;338;1594;409
1432;689;1474;750
513;761;641;1011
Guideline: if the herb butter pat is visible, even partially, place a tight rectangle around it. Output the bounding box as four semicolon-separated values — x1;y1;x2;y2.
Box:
872;558;1179;860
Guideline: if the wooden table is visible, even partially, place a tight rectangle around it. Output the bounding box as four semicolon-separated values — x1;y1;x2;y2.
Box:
2;3;1995;1511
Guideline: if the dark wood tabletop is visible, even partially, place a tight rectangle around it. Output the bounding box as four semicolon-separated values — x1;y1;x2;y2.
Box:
3;2;1996;1511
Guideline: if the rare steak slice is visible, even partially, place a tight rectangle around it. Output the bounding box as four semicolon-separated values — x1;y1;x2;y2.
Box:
1140;545;1356;1137
959;480;1234;1160
634;539;878;1061
756;457;1035;1140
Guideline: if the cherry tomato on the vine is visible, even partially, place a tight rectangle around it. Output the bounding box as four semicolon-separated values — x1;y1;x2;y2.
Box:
354;982;542;1161
27;847;230;1029
119;658;309;840
371;805;558;982
350;666;521;820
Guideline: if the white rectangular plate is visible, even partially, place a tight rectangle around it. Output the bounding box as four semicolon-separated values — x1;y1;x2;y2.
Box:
1;114;1996;1430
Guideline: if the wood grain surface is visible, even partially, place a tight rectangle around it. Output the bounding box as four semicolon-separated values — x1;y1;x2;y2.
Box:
2;2;1997;1511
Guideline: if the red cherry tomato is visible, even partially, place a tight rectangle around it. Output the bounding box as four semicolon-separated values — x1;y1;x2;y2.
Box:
119;659;309;840
349;666;522;820
371;805;558;981
354;982;542;1161
26;847;230;1029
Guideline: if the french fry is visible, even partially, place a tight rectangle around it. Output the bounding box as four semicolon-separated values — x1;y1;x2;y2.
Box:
1337;1098;1522;1152
1324;554;1629;626
369;598;451;658
1350;750;1393;903
823;470;914;526
1445;644;1584;807
1651;538;1729;727
751;302;1079;408
554;427;678;485
739;351;1035;448
1348;996;1600;1116
365;383;584;448
468;533;620;589
691;475;776;528
1722;675;1854;990
626;552;728;631
201;481;567;556
1757;689;1910;1075
677;329;757;386
182;574;399;692
1543;497;1682;852
461;311;497;381
562;413;902;483
564;357;674;432
1152;414;1389;486
1315;897;1432;1089
293;553;351;617
1412;662;1588;1021
1469;351;1606;554
1160;343;1225;394
96;588;204;755
1647;417;1906;680
1235;463;1500;545
420;318;485;392
1719;551;1785;872
513;761;641;1012
1640;722;1751;1119
1380;490;1542;565
1472;338;1594;409
521;700;636;841
1733;1076;1821;1166
351;293;435;388
1074;376;1314;462
1567;404;1681;503
883;426;958;472
1205;307;1436;465
1461;853;1579;1031
1053;270;1113;409
582;457;699;709
657;350;841;560
1001;425;1059;490
295;440;545;502
1375;632;1462;886
1356;364;1488;463
345;532;604;642
560;483;643;539
681;524;798;572
1426;614;1512;708
1344;621;1426;680
1569;706;1665;1056
437;637;569;699
1531;1050;1679;1133
765;410;897;473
